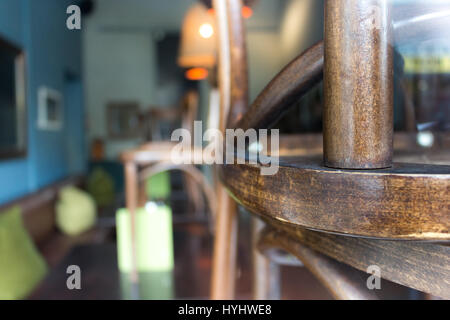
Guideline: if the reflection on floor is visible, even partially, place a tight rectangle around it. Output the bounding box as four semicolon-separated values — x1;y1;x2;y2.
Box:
30;212;419;300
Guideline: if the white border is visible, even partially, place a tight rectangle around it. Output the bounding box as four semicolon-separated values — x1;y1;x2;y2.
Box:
37;86;63;131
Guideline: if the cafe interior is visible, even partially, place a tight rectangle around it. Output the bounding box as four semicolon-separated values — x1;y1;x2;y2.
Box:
0;0;449;300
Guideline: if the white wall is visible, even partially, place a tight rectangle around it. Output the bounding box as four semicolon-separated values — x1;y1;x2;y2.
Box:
246;0;324;103
82;0;324;159
87;0;194;32
83;27;157;158
82;0;197;159
279;0;324;63
247;31;283;103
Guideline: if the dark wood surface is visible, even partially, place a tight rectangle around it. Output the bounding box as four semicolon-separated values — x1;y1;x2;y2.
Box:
38;227;112;268
259;222;450;299
222;152;450;240
30;243;122;300
225;0;249;129
258;226;378;300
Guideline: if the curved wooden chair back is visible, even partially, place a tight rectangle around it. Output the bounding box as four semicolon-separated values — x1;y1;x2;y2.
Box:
214;0;248;133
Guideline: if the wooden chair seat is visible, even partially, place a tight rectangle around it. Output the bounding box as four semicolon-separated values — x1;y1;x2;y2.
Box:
121;141;205;166
221;136;450;240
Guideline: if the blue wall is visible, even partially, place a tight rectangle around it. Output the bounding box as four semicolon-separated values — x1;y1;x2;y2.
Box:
0;0;85;203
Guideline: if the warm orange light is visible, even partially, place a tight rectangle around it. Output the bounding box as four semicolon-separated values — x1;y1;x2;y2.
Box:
185;67;209;80
207;8;215;16
242;6;253;19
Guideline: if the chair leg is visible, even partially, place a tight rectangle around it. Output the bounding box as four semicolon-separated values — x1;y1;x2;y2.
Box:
124;161;140;299
184;172;204;217
252;217;281;300
210;185;238;299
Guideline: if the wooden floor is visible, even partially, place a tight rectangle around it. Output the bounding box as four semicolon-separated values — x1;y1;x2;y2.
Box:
30;212;419;300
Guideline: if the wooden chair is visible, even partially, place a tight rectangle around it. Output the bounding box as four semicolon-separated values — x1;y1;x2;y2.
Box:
210;0;450;299
141;92;208;216
121;92;217;286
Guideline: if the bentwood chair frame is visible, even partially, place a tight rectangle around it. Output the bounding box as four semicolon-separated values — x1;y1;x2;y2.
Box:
121;93;217;286
210;0;450;299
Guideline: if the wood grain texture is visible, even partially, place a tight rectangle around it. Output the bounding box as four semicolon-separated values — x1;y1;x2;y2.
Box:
221;155;450;240
252;217;281;300
259;223;450;299
226;0;249;129
210;0;242;300
258;226;379;300
237;42;323;131
324;0;394;169
210;184;238;299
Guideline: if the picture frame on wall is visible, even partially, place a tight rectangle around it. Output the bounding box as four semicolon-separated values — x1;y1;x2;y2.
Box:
37;86;63;131
106;102;141;139
0;36;27;159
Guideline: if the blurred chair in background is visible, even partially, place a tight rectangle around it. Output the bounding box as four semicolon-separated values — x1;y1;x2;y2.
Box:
120;90;217;295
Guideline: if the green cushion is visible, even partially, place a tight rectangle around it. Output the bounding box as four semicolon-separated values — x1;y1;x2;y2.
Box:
146;171;171;200
87;167;115;207
0;206;48;299
56;186;97;236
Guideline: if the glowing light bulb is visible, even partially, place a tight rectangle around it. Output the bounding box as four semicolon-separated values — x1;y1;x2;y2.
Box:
185;68;209;81
242;6;253;19
417;131;434;148
199;23;214;39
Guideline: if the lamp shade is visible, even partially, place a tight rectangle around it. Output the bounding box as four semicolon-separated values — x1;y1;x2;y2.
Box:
178;3;216;68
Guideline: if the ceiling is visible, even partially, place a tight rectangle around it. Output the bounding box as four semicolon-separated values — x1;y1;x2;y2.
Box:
87;0;286;33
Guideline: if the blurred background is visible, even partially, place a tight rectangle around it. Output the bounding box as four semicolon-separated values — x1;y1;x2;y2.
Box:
0;0;448;300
